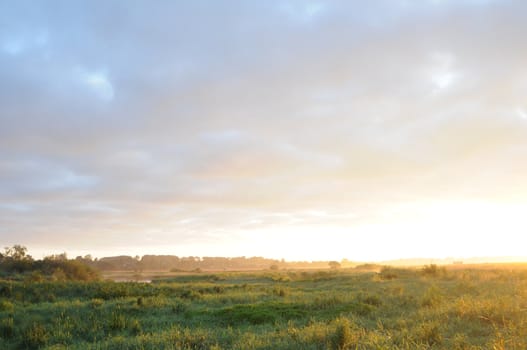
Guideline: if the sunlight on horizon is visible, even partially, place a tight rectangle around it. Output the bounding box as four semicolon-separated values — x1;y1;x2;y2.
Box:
26;200;527;263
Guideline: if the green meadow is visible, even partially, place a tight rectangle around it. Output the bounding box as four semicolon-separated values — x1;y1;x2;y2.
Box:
2;265;527;349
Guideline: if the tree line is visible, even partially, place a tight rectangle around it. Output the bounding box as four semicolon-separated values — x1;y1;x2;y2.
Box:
79;254;352;271
1;245;356;279
0;245;99;281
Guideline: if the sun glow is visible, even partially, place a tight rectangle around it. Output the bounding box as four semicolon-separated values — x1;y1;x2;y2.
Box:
354;200;527;260
235;200;527;262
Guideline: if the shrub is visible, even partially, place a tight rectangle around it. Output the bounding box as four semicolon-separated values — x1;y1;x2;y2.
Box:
354;264;382;271
172;302;188;314
421;286;442;308
52;268;67;281
418;321;442;346
129;318;142;335
452;333;470;350
0;299;14;312
91;298;104;308
109;312;126;331
218;305;276;325
213;285;224;294
360;294;382;307
329;261;341;270
181;289;201;300
24;322;49;348
0;316;14;338
350;301;374;316
272;286;289;297
332;317;357;349
25;271;45;283
379;266;398;280
422;264;446;277
216;303;307;326
0;283;13;297
171;327;217;350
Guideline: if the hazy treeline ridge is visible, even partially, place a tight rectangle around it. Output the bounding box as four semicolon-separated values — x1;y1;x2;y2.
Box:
0;245;359;277
78;255;356;271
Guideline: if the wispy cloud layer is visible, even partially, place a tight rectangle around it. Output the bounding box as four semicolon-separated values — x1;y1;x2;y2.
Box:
1;1;527;260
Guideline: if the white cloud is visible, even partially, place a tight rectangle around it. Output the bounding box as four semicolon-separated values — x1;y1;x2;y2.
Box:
44;169;98;190
2;38;24;55
0;203;32;212
199;129;246;144
1;30;48;56
427;52;460;93
516;107;527;120
280;1;327;22
81;71;115;101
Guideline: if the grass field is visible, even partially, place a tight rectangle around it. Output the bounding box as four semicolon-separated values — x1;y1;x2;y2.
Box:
1;265;527;349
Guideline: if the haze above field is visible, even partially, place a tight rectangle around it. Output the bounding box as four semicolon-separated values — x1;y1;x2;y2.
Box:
1;1;527;262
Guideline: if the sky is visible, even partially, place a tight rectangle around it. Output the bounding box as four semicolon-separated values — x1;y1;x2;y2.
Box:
1;0;527;262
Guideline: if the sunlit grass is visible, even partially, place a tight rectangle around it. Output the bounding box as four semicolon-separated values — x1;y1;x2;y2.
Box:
2;266;527;348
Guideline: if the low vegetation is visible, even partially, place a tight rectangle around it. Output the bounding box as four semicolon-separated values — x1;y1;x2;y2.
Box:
1;257;527;349
0;245;99;282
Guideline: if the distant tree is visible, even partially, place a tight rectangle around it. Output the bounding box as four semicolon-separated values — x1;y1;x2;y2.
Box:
45;252;67;261
0;245;33;273
422;264;446;277
2;245;32;261
329;261;341;269
0;245;99;281
36;258;100;281
340;258;354;268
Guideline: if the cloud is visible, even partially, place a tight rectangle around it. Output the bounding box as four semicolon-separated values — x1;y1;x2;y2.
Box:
1;0;527;259
1;30;48;56
80;70;115;101
279;1;328;22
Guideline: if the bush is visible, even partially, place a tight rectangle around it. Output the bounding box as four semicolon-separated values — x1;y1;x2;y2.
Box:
0;245;100;281
181;289;201;300
422;264;446;277
25;271;45;283
272;286;289;297
109;311;126;331
172;302;188;314
0;316;14;338
418;321;442;346
421;286;443;308
332;318;357;349
216;303;307;326
0;299;14;312
129;318;142;335
379;266;398;280
91;298;104;308
359;294;382;307
24;322;49;348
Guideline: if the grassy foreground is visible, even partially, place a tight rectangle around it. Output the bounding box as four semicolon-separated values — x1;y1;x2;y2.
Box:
1;265;527;349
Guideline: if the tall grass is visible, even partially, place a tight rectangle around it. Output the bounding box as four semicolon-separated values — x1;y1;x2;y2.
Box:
1;266;527;349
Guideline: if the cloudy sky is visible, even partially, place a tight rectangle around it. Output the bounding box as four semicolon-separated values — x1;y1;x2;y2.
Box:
1;0;527;261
